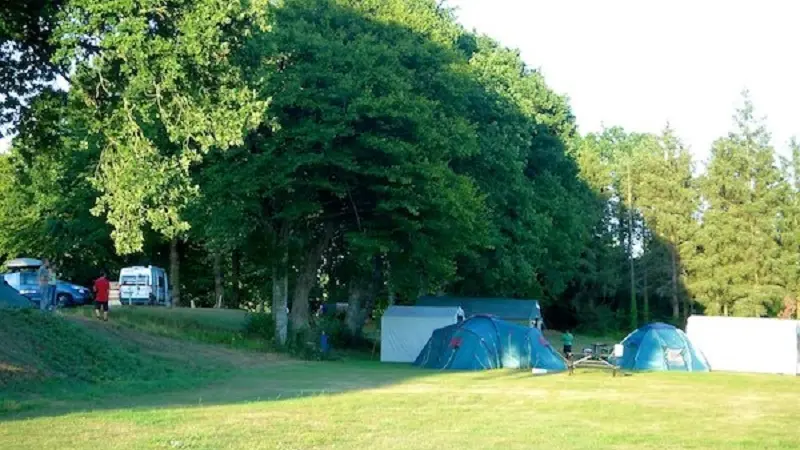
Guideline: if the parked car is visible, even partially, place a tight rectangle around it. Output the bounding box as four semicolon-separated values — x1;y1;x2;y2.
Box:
118;265;170;306
2;258;93;307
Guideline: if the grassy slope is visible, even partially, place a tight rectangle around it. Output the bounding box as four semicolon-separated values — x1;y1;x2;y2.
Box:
0;308;273;416
0;309;209;385
65;306;258;348
2;308;799;449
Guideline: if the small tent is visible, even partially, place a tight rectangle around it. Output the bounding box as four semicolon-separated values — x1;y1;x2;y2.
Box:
687;315;799;375
0;280;33;309
616;323;709;372
413;315;566;371
380;306;465;363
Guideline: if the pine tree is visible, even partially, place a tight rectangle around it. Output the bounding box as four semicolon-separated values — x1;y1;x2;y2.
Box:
775;139;800;319
635;126;697;320
693;92;784;316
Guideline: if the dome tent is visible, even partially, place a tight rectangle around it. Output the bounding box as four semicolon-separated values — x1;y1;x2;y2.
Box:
413;315;566;372
617;323;709;372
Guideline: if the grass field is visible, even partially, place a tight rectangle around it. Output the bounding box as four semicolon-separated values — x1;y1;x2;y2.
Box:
1;308;798;449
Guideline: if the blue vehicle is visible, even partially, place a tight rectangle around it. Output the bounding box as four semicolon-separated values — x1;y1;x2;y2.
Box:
2;258;93;307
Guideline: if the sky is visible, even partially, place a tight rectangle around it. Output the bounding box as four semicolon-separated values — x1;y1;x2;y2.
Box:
447;0;800;166
3;0;799;164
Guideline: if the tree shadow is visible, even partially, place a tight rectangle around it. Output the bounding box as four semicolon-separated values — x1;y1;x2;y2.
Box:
1;355;637;424
1;358;571;423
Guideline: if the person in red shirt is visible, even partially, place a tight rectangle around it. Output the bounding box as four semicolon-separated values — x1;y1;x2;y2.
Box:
93;271;111;321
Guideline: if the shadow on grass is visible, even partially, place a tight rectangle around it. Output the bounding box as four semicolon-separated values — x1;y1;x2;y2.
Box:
0;308;487;423
1;306;619;423
0;358;466;423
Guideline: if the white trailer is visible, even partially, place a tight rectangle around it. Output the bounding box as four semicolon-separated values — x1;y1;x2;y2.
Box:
686;315;799;375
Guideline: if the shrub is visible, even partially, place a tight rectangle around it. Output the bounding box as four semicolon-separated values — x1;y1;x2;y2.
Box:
244;312;275;341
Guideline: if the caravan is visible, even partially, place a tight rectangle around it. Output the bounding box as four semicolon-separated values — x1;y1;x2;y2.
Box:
118;266;171;306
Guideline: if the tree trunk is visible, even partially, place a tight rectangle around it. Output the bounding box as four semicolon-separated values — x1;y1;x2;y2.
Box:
170;238;180;307
362;256;382;328
345;256;382;338
272;226;289;346
290;223;335;334
213;251;224;308
345;279;367;337
670;245;680;320
627;160;637;328
230;250;241;308
386;261;395;306
642;249;649;324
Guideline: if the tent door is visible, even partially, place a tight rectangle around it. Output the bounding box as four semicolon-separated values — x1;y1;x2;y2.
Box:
664;347;687;369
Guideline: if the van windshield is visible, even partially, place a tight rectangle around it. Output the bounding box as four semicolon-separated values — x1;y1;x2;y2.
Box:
121;275;148;285
19;272;38;285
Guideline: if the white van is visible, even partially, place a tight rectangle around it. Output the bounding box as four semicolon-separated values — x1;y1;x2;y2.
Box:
118;266;171;306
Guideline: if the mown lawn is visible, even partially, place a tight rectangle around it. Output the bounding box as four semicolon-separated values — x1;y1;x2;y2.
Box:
2;358;799;450
2;308;798;449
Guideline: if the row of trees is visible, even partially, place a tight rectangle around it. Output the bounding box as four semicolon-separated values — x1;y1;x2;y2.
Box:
574;95;800;326
0;0;602;342
1;0;797;345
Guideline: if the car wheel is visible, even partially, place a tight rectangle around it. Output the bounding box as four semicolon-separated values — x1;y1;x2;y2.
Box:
56;293;72;307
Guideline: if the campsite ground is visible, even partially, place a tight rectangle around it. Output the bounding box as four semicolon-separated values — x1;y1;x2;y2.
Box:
1;309;798;449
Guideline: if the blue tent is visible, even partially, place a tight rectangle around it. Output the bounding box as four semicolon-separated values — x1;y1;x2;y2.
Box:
0;280;33;309
617;323;709;372
413;315;566;371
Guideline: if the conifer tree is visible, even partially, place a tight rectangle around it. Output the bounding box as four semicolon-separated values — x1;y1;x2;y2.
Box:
694;92;784;316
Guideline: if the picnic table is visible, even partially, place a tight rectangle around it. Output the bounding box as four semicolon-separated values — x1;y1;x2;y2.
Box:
567;342;621;376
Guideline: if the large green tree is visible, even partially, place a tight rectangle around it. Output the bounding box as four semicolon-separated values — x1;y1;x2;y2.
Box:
692;93;785;316
449;36;594;307
573;128;648;328
186;0;490;339
635;126;698;320
53;0;272;254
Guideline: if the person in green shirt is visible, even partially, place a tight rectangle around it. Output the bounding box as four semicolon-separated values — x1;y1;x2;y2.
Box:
561;330;574;359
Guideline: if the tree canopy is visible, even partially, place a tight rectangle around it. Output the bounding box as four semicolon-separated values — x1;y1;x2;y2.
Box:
1;0;799;347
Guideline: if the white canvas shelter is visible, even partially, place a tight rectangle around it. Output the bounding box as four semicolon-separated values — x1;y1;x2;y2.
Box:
380;306;465;363
686;315;800;375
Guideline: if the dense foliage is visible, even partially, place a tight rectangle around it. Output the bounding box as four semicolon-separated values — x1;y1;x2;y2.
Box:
1;0;798;345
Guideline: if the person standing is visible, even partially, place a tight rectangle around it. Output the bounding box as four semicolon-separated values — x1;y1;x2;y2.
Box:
93;270;111;321
48;261;58;309
37;259;53;312
561;329;574;360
